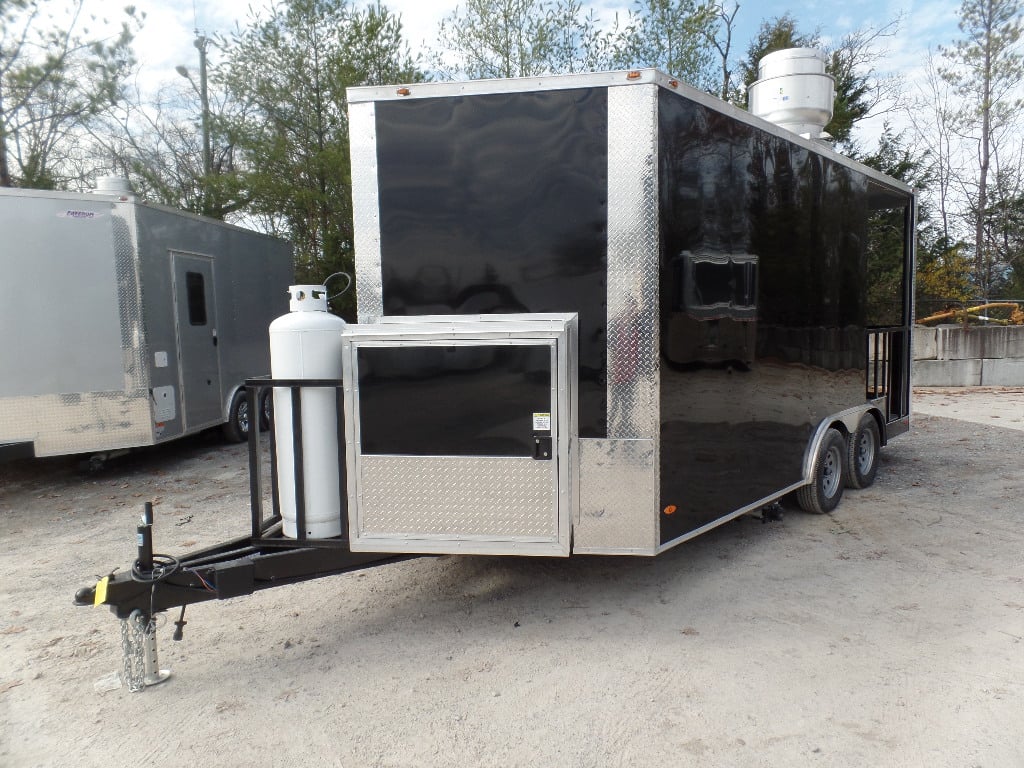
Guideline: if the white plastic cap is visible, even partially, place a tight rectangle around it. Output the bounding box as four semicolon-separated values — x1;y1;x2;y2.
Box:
288;284;329;312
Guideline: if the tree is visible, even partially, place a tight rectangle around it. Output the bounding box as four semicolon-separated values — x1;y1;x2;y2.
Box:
826;20;902;146
907;52;959;244
940;0;1024;296
735;14;900;147
735;12;815;101
219;0;422;317
431;0;613;79
702;1;741;102
0;0;137;188
858;125;976;314
612;0;717;90
983;173;1024;295
97;75;249;220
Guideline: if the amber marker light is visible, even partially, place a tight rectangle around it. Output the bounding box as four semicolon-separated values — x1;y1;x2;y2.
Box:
396;87;411;96
663;505;677;515
668;80;679;88
626;71;642;80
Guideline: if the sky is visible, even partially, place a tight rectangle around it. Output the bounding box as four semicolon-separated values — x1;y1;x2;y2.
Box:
76;0;966;146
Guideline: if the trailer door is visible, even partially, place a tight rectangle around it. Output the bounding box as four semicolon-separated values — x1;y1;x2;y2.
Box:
170;253;222;430
343;315;576;557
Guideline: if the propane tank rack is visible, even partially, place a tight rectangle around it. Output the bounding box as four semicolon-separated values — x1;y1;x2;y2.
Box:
244;377;353;549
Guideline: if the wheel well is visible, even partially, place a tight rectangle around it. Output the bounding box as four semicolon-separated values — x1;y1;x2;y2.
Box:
804;406;884;483
832;409;886;445
223;385;244;422
868;408;887;446
828;420;850;439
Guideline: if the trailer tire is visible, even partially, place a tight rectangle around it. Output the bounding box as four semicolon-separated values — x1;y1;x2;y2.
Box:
845;415;880;489
259;388;273;431
222;390;250;443
797;428;846;514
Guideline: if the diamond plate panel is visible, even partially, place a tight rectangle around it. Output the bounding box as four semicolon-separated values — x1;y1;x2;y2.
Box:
574;438;658;554
356;456;557;539
349;102;384;322
112;204;148;391
606;84;660;441
0;392;153;457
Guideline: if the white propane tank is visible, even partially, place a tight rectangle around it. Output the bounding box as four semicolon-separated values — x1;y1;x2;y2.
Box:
269;285;346;538
748;48;835;140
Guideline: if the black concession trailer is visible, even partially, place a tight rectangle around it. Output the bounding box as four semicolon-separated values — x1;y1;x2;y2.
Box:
76;70;915;685
341;69;913;554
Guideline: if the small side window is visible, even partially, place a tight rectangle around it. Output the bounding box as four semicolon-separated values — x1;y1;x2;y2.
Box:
185;272;207;325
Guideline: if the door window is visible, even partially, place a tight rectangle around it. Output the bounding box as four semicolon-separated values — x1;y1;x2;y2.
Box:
185;271;207;325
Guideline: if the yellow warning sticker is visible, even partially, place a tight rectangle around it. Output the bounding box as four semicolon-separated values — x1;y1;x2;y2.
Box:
94;576;109;606
532;412;551;431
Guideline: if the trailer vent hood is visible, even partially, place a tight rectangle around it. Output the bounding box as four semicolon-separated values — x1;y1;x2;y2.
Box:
748;48;835;141
93;175;133;196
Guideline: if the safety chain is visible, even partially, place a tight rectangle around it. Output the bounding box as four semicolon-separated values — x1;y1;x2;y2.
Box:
120;609;151;692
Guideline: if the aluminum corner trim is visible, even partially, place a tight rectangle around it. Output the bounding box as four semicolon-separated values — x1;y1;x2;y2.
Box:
606;83;660;442
349;101;383;322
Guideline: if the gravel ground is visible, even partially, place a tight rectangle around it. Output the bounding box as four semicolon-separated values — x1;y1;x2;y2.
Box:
1;389;1022;767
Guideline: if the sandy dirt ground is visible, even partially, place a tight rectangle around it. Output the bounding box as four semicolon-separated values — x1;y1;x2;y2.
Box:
1;389;1022;767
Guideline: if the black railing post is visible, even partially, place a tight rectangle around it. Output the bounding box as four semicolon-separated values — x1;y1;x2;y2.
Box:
247;384;262;540
291;386;306;541
335;387;347;542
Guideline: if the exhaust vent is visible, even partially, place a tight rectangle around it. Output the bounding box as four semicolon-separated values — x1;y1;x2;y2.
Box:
93;176;133;196
748;48;835;141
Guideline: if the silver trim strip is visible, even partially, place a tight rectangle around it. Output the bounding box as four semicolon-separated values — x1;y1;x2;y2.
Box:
656;480;806;554
348;70;660;102
606;83;660;442
349;101;383;322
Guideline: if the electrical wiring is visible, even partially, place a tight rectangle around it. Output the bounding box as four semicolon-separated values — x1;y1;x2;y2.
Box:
130;553;180;584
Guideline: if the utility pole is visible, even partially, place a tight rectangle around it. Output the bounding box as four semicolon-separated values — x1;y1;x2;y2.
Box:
176;31;213;215
195;32;212;178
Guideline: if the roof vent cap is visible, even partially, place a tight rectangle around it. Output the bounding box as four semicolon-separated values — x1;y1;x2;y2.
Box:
93;176;133;196
748;48;835;141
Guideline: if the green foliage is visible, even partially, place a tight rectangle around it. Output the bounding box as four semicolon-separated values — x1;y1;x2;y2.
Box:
855;124;977;314
984;186;1024;296
941;0;1023;103
432;0;614;78
939;0;1024;296
734;14;898;147
219;0;422;318
735;13;816;99
612;0;717;89
0;0;138;188
917;240;975;304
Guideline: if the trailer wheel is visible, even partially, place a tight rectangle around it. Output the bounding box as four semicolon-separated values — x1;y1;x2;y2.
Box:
797;428;846;514
222;390;250;443
845;415;880;489
259;388;273;431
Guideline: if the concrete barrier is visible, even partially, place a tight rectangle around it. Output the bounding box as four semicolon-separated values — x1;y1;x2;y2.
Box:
913;325;1024;386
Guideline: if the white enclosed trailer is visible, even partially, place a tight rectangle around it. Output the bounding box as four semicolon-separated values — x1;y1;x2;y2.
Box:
0;185;292;460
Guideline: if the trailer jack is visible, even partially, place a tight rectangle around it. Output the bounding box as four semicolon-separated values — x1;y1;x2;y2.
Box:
120;609;170;691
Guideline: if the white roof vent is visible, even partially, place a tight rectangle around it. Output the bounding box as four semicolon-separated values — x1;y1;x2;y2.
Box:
93;175;133;196
748;48;835;141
